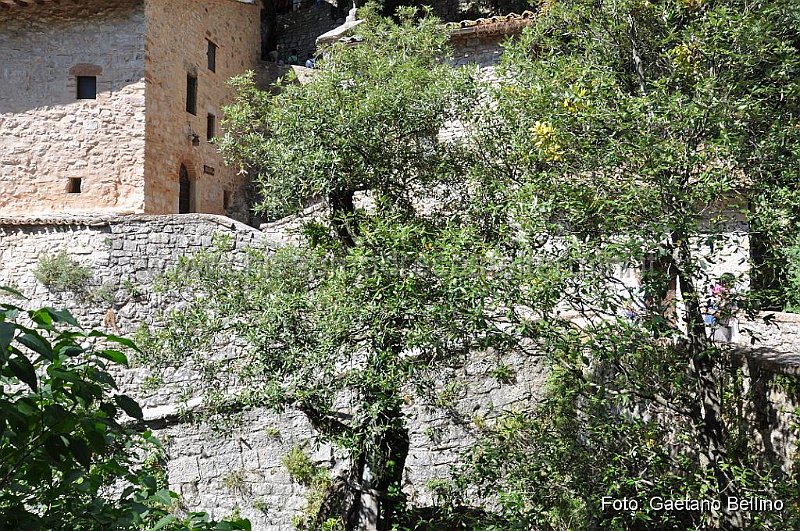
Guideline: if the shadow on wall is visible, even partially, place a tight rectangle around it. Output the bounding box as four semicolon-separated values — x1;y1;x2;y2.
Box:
0;82;146;116
0;0;145;115
268;0;344;65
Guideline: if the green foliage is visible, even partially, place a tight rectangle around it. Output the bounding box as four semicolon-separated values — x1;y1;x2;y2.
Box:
143;7;506;528
221;469;249;496
459;382;800;530
34;251;92;292
321;518;345;531
89;282;118;304
252;497;269;514
282;446;318;487
281;447;333;530
489;362;515;384
783;237;800;312
263;426;282;439
219;5;478;223
144;0;800;529
448;0;800;529
435;380;464;408
0;294;250;530
122;279;146;300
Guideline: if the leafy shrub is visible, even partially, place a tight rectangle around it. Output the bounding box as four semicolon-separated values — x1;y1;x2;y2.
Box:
281;446;334;530
490;362;515;384
0;287;251;530
34;251;92;292
784;239;800;312
222;469;249;496
282;446;317;486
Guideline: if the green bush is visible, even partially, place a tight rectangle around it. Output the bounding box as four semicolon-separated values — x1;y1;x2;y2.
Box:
281;446;334;530
0;287;251;531
34;251;92;292
282;446;317;486
784;239;800;312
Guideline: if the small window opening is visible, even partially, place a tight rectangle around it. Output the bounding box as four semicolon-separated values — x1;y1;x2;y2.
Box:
223;190;232;210
76;76;97;99
207;113;216;141
67;178;82;193
207;40;217;72
186;74;198;115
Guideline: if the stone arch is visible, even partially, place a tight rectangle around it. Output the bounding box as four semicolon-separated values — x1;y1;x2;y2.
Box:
178;161;198;214
69;63;103;77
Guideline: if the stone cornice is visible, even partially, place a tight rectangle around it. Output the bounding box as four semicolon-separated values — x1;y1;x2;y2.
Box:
0;213;261;234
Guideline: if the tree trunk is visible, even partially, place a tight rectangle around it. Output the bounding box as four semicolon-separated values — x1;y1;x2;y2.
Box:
329;190;357;248
355;406;410;530
311;413;409;531
672;235;744;530
372;412;410;531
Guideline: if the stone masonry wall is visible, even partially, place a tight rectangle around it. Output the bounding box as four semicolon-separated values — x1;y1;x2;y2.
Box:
143;0;261;216
0;215;546;529
2;215;800;528
273;2;342;63
0;0;147;215
451;36;505;71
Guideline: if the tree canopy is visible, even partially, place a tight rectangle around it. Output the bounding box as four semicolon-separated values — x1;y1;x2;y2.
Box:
455;0;800;529
142;1;800;530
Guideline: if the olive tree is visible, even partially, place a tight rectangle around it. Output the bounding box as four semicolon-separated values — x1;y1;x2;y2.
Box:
137;7;521;531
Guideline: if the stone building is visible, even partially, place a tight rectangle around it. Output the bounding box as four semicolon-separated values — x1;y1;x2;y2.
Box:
0;0;261;217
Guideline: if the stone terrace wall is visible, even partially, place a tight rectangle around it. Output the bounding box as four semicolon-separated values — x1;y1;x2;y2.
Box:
739;312;800;358
0;214;546;529
0;0;147;215
5;214;796;528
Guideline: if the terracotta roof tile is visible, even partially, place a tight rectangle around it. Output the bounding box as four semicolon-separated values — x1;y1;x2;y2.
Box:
448;10;537;37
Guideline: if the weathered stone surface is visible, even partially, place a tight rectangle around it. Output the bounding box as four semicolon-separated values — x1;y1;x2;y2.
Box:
274;2;342;62
0;0;147;215
0;214;546;529
0;0;261;221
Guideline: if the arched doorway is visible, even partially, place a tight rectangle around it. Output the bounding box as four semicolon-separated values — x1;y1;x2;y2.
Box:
179;164;192;214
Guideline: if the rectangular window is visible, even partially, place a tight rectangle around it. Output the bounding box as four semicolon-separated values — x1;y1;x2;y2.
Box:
186;73;197;115
67;178;82;193
223;190;232;210
207;40;217;72
207;113;216;141
76;76;96;99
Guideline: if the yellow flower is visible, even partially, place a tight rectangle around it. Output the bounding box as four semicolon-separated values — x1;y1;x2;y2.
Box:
530;121;563;161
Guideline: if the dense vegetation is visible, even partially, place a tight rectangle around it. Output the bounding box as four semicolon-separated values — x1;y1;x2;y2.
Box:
0;287;250;530
138;0;800;530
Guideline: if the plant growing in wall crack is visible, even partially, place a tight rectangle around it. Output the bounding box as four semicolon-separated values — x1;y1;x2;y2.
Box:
34;251;121;306
282;446;335;530
34;251;92;292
